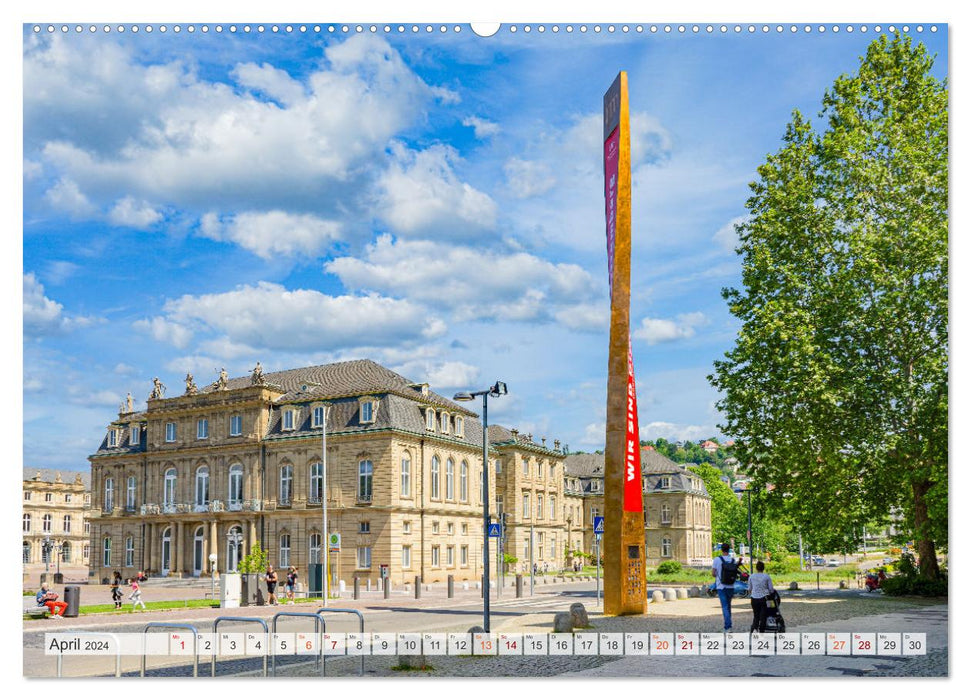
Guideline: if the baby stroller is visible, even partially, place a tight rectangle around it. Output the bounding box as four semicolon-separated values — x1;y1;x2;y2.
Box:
763;590;786;633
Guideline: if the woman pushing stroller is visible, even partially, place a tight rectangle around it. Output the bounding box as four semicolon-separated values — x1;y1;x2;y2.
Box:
748;561;776;633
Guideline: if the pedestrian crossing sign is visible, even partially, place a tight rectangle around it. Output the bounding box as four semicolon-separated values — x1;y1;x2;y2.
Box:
488;523;502;538
593;516;605;534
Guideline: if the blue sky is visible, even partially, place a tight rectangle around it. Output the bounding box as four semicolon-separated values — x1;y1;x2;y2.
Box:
21;22;949;470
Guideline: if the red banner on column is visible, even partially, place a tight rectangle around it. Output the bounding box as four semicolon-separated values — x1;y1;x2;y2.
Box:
604;114;643;513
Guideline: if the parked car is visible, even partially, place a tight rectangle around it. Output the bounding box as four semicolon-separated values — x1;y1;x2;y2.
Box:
882;557;894;565
811;556;825;566
826;559;840;567
707;579;749;598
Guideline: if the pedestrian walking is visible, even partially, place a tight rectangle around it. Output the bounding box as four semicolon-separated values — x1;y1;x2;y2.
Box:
712;543;740;631
110;571;123;609
128;578;146;611
265;566;279;605
285;566;298;604
748;561;775;633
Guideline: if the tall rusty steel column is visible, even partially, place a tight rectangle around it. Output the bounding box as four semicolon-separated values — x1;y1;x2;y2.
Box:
602;71;647;616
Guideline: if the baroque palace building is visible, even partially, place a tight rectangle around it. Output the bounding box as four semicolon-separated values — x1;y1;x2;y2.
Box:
87;360;571;585
23;468;92;569
562;449;713;567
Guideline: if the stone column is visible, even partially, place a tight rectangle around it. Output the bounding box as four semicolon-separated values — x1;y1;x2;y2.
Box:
171;521;180;576
210;520;219;574
145;523;153;573
248;519;258;554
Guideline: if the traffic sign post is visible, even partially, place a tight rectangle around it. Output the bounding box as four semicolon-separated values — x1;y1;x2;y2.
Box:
593;517;604;609
488;523;502;538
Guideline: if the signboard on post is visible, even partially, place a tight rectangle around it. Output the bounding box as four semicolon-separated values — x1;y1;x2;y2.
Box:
602;71;647;616
328;533;341;553
594;516;605;535
488;523;502;538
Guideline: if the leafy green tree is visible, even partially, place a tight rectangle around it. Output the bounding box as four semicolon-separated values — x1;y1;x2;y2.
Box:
710;35;947;579
688;463;746;545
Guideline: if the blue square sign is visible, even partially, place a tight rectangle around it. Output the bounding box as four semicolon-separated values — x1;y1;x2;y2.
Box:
593;516;605;534
488;523;502;538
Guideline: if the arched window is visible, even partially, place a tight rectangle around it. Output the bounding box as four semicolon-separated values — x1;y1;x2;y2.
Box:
195;466;210;507
63;514;72;533
445;458;455;500
22;513;30;533
400;453;411;498
661;537;672;558
279;533;291;567
126;475;137;510
430;456;440;499
228;464;243;508
459;460;469;501
104;477;114;511
279;464;293;505
358;460;373;502
163;468;177;506
310;462;323;504
309;532;321;564
43;513;52;533
226;526;243;573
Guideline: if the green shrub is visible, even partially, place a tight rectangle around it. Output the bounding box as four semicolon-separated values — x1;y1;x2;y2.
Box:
764;556;800;575
656;561;682;575
880;553;948;597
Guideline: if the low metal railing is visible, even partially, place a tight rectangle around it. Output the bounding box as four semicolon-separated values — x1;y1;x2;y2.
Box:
141;622;199;677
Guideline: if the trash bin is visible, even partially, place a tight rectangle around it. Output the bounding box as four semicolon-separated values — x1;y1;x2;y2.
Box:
63;585;80;618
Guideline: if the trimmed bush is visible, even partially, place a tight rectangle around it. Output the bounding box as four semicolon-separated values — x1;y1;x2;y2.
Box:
656;561;682;575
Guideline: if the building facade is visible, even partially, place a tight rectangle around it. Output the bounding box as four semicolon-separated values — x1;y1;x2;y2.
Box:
87;360;574;586
563;449;713;567
23;468;92;569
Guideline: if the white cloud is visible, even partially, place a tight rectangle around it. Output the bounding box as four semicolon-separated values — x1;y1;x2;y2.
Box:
581;422;606;445
633;312;709;345
231;62;306;106
376;143;497;237
108;196;163;228
157;281;446;353
462;115;500;139
23;273;96;336
713;215;747;253
25;34;450;218
392;360;480;392
639;421;720;443
199;210;342;259
133;316;194;349
325;235;602;326
504;158;555;198
24;159;43;180
44;178;95;217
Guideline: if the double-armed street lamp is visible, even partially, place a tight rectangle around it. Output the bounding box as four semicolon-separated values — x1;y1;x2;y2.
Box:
454;380;507;632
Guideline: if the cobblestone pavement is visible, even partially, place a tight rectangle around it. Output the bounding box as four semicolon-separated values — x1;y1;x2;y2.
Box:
26;583;947;678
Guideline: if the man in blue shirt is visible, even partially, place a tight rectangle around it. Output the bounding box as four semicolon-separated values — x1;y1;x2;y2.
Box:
712;543;737;631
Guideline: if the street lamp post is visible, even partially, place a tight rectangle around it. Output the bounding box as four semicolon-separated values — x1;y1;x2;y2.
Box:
42;537;52;575
209;552;218;602
454;381;507;633
735;488;754;562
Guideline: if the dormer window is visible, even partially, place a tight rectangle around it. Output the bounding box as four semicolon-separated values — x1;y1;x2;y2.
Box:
440;412;449;434
130;426;141;446
312;405;325;428
360;399;376;424
660;476;671;489
425;408;436;431
454;416;464;437
107;428;118;448
282;408;295;431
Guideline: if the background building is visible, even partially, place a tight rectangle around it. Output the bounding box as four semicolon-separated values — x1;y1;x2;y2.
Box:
563;449;712;567
23;468;91;582
88;360;573;586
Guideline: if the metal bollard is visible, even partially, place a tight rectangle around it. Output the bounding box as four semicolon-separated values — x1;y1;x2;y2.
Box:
366;578;371;592
383;576;390;599
353;577;360;600
447;575;454;598
516;574;523;598
414;575;422;599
